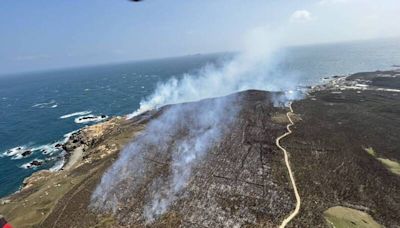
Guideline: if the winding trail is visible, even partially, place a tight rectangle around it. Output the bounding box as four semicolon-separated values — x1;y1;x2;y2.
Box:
277;103;301;228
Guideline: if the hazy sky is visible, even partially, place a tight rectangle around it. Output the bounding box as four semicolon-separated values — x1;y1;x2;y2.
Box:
1;0;399;75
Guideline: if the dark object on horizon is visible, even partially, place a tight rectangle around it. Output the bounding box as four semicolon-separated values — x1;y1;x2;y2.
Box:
129;0;143;2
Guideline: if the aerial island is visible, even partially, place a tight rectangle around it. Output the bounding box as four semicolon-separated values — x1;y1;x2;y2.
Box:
1;70;399;227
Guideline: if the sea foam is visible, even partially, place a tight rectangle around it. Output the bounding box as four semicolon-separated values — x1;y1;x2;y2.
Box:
75;114;108;124
60;111;92;119
32;100;57;108
2;146;27;157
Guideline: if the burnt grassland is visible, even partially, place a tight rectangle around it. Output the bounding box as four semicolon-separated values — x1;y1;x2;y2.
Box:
286;71;400;227
39;91;296;227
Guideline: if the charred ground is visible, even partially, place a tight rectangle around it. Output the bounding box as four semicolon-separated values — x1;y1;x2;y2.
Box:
42;90;296;227
287;70;400;227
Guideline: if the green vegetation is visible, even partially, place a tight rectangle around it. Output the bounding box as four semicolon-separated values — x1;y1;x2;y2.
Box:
324;206;382;228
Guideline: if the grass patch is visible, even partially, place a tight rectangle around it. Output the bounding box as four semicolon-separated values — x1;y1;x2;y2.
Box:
377;158;400;176
324;206;382;228
363;146;400;176
271;113;289;124
271;112;301;124
364;147;376;157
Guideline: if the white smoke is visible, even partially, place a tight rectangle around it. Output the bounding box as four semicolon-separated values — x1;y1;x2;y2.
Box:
90;26;303;223
91;96;238;222
142;97;237;222
127;27;300;119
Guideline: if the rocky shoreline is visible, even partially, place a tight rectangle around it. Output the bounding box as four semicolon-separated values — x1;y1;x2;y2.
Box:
1;69;399;227
2;98;159;200
16;117;122;192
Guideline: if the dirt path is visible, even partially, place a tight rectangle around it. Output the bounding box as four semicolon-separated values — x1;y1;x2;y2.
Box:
63;146;83;170
277;103;301;228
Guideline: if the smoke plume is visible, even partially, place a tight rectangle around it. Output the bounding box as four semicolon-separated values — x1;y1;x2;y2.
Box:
91;96;238;222
90;27;302;223
127;27;300;118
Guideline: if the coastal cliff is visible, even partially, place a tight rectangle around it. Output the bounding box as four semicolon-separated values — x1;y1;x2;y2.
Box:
1;70;400;227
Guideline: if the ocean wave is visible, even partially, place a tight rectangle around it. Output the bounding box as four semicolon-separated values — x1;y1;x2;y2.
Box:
2;146;28;157
2;127;78;161
20;159;44;169
63;129;79;140
32;100;57;108
3;137;70;160
31;142;63;156
49;155;65;172
60;111;92;119
11;150;32;160
2;142;62;160
74;114;108;124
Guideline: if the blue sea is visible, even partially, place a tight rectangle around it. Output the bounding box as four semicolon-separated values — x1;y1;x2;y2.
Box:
1;38;400;197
